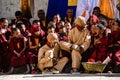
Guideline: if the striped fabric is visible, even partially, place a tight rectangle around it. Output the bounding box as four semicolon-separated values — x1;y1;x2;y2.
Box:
76;0;120;20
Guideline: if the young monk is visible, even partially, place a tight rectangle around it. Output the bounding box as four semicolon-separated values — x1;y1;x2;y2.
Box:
8;28;27;73
88;23;108;62
16;23;30;38
0;18;11;73
38;33;68;73
107;19;120;73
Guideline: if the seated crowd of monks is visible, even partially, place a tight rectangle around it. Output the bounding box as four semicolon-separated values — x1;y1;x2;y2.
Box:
0;6;120;74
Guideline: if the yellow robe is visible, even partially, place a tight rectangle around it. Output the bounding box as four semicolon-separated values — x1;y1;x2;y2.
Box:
99;0;114;18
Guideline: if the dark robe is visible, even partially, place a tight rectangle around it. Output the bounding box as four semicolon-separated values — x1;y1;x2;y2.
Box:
0;33;10;71
64;16;75;25
107;30;120;72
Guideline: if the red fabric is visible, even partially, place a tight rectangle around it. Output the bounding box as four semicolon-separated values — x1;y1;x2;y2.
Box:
10;55;27;67
0;34;8;55
0;34;7;43
88;58;95;62
30;24;45;37
30;24;41;34
108;30;120;45
26;52;37;64
0;33;11;69
21;30;30;38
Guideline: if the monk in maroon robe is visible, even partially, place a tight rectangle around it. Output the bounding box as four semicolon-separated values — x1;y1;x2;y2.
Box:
88;24;108;62
107;19;120;73
9;28;27;67
0;33;10;72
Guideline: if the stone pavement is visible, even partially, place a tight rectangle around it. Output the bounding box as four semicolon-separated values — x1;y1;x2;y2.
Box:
0;73;120;80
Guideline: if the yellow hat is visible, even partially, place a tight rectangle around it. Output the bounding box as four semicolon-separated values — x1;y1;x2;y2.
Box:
47;33;58;43
74;16;86;27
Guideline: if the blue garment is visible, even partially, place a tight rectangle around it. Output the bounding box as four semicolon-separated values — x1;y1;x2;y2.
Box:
47;0;76;20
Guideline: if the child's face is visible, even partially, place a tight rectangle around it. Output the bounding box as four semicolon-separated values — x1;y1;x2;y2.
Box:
60;27;66;33
13;29;21;38
34;31;40;36
48;28;55;33
91;25;101;36
1;19;8;28
21;24;26;32
117;41;120;44
65;23;71;32
53;15;60;23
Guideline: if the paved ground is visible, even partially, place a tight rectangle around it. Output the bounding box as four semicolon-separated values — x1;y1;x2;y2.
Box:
0;73;120;80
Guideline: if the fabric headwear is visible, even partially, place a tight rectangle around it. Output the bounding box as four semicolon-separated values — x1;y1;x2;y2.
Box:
95;23;105;30
30;24;40;34
74;16;86;27
92;15;99;23
47;33;58;43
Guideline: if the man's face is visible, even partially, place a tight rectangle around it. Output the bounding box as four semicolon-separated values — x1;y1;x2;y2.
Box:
66;9;73;17
16;15;22;20
38;11;45;20
75;24;84;31
93;9;100;16
49;39;58;48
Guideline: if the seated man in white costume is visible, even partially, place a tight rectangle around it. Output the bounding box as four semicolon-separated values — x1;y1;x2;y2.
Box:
38;33;68;73
54;16;91;73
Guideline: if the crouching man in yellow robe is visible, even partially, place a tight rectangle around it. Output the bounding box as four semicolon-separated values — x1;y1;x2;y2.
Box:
54;16;91;73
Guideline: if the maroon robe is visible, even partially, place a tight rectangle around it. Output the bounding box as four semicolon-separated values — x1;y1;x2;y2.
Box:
26;35;40;64
25;35;37;64
108;30;120;46
21;30;30;38
108;30;120;66
111;50;120;66
89;36;108;62
9;35;27;67
28;35;40;55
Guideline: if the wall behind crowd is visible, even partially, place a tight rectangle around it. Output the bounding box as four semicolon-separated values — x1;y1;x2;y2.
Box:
0;0;48;21
0;0;120;22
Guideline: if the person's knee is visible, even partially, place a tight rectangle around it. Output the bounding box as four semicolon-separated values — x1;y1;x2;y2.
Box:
59;41;65;47
62;57;69;62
